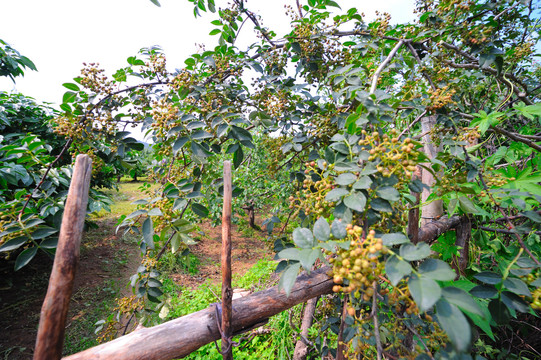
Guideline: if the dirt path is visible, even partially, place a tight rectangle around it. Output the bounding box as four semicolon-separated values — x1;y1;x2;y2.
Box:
0;217;140;359
171;221;271;288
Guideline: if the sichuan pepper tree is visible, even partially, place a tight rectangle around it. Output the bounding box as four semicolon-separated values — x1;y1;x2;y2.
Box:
50;0;541;357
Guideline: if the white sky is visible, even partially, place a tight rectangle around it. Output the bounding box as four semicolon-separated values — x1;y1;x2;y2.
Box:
0;0;415;108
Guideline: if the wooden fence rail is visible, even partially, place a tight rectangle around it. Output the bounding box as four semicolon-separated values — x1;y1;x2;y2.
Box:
63;267;334;360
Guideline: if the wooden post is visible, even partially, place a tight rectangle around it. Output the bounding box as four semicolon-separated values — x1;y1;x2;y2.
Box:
34;154;92;360
221;161;233;360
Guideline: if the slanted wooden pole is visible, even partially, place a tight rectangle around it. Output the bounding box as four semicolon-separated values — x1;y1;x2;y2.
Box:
221;161;233;360
63;266;335;360
34;154;92;360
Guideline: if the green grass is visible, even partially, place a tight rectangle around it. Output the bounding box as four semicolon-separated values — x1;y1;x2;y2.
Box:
90;180;158;219
160;259;299;360
158;251;201;275
63;280;121;355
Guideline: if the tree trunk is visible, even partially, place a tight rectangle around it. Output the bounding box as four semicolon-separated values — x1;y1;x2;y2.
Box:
63;267;334;360
420;116;443;228
407;167;422;244
453;217;471;276
292;297;318;360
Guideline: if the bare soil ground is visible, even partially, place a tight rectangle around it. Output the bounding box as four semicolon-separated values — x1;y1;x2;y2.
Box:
0;218;139;359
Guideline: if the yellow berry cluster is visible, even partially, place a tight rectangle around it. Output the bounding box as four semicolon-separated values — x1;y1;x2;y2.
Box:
171;69;196;91
372;11;392;37
147;53;168;79
531;285;541;310
150;98;180;140
358;129;421;179
96;295;144;343
80;63;114;94
425;85;456;111
255;89;291;118
329;229;387;300
289;161;333;217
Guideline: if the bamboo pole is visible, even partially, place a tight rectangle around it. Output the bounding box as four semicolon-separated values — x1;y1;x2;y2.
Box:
34;154;92;360
221;161;233;360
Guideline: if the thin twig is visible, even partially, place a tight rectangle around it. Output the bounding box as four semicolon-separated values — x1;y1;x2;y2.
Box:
399;110;427;138
477;226;541;236
404;321;434;360
371;283;383;360
488;127;541;152
405;42;436;91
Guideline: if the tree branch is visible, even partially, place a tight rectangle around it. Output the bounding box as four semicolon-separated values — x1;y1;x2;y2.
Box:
370;40;404;94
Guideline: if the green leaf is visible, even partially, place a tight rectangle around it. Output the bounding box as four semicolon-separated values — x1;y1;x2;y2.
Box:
503;277;531;296
344;192;366;212
325;188;348;202
331;219;347;239
279;262;301;297
442;287;484;317
278;247;301;261
14;246;38;271
419;259;456;281
370;198;392;213
0;236;28;252
148;208;163;216
376;186;400;202
521;211;541;223
381;233;409;246
501;291;530;313
209;28;221;36
299;248;321;271
409;274;441;311
191;203;209;217
313;217;330;241
142;217;154;250
191;130;212;140
488;299;510;325
149;0;161;7
400;243;431;261
352;176;372;189
436;298;471;352
474;271;502;285
458;196;479;214
293;228;315;249
470;285;498;299
191;141;211;159
385;255;412;286
62;91;77;103
171;233;181;253
233;146;244;169
62;82;80;91
336;173;356;186
31;227;58;240
514;102;541;120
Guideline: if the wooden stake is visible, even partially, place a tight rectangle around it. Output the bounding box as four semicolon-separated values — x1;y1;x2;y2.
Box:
221;161;233;360
34;154;92;360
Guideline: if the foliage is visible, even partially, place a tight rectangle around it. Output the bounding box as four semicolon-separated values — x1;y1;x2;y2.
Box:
0;38;36;80
8;0;541;358
0;42;130;270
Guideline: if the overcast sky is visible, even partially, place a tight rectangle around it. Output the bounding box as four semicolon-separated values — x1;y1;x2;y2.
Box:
0;0;415;107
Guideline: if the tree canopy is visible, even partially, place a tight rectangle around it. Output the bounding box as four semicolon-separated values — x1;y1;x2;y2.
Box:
2;0;541;358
